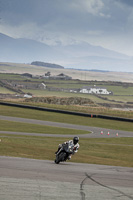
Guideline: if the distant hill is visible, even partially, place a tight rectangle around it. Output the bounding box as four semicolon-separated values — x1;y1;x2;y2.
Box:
31;61;64;69
0;33;56;63
1;32;133;72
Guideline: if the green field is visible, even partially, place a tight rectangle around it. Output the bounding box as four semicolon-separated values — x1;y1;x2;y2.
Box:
0;135;132;167
105;85;133;95
0;119;89;135
0;73;24;80
0;86;15;94
106;95;133;102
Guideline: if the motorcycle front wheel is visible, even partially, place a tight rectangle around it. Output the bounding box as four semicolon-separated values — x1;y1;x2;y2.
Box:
55;152;67;164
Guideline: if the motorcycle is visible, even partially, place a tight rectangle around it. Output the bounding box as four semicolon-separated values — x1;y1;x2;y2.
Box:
55;141;74;164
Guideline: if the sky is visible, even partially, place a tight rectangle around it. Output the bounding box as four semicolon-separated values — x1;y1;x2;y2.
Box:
0;0;133;70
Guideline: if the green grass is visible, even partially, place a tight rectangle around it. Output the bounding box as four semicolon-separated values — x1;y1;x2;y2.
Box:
77;138;133;167
0;136;132;167
0;104;133;131
23;89;68;97
105;85;133;95
0;73;26;80
0;86;15;94
0;120;89;135
106;95;133;102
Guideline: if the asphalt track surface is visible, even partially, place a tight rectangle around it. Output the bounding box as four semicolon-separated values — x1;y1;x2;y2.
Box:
0;115;133;199
0;156;133;200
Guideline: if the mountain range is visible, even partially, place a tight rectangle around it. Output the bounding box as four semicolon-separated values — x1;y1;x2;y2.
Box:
0;33;133;72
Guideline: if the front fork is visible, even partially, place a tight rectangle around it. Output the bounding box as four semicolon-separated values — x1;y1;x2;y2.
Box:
56;147;63;156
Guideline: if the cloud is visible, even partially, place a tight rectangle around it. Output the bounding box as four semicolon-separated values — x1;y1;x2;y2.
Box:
69;0;104;15
0;0;133;57
118;0;133;7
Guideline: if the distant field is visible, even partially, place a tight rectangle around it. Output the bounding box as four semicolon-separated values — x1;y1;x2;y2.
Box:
0;86;15;94
0;73;25;80
22;88;133;100
107;95;133;102
0;71;133;118
45;83;133;95
0;62;133;82
105;85;133;95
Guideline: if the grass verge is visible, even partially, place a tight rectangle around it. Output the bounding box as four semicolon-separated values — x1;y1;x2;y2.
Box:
0;105;133;131
0;120;89;135
0;135;132;167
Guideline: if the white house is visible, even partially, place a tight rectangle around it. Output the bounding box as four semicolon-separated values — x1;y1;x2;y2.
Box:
80;86;112;95
24;94;32;98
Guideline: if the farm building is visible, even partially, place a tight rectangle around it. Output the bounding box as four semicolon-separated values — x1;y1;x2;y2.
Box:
80;86;112;95
51;73;72;80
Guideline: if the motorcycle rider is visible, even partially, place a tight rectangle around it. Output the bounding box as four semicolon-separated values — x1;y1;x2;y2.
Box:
55;136;80;160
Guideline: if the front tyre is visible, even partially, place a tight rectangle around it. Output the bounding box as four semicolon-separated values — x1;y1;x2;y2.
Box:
55;152;66;164
54;159;59;164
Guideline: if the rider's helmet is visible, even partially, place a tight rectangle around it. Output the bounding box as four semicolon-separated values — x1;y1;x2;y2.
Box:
73;136;79;145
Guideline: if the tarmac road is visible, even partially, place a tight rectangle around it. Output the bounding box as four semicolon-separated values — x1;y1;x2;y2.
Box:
0;115;133;138
0;156;133;200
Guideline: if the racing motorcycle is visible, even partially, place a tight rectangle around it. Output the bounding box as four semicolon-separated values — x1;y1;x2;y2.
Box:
54;141;74;164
